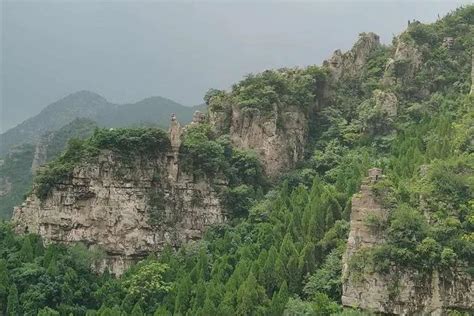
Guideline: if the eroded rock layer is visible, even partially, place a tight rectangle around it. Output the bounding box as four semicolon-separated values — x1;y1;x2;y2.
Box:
342;169;474;315
13;119;226;275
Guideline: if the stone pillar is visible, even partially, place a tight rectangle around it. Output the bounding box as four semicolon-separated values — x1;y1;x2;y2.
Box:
169;114;182;152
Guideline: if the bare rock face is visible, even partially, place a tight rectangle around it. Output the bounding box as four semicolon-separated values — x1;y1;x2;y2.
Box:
382;35;423;87
227;104;308;178
342;168;474;315
373;89;398;117
12;119;226;275
324;32;381;82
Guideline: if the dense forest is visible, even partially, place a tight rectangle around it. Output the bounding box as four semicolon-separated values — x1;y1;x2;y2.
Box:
1;6;473;315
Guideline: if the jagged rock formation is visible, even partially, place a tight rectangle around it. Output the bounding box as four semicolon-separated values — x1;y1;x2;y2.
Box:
373;89;398;117
382;35;423;88
342;169;473;315
209;101;310;178
227;104;308;177
12;116;226;275
324;32;381;82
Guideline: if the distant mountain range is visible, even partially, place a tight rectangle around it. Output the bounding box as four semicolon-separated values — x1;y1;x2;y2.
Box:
0;90;203;155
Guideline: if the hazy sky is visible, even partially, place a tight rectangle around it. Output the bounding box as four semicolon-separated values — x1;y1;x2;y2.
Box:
1;0;471;132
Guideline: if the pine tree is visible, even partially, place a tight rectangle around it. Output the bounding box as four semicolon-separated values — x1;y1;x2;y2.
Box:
7;284;19;316
153;305;171;316
173;275;192;314
236;272;268;316
0;259;9;314
269;281;289;316
19;236;34;262
130;303;144;316
200;297;217;316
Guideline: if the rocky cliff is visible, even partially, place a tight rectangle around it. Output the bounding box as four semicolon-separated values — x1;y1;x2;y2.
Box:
342;169;473;315
225;103;308;177
12;116;227;275
324;32;381;82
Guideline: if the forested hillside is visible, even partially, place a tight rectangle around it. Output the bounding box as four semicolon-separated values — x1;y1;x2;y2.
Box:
0;6;473;315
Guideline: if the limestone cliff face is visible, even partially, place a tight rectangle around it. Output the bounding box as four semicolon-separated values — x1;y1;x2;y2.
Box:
324;32;381;82
342;169;473;315
12;119;226;275
382;35;423;88
211;103;309;178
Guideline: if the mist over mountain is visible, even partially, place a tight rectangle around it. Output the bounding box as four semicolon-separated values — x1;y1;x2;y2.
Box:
3;1;471;132
0;91;199;155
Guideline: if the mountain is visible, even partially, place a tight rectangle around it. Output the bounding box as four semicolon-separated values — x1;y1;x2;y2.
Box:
0;91;110;155
96;96;204;128
0;118;98;219
2;5;474;316
0;91;200;155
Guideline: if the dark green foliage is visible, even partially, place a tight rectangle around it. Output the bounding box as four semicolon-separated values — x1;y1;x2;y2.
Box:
45;118;98;161
180;124;225;176
208;66;327;114
1;6;473;315
7;284;19;316
180;125;267;217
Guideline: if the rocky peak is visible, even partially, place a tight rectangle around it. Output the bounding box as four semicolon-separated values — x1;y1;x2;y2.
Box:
324;32;381;82
211;103;309;178
382;34;423;87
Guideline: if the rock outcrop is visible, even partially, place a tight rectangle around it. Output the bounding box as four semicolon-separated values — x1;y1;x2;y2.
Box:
373;89;398;117
382;35;423;87
324;32;381;82
342;168;474;315
12;116;226;275
228;104;308;177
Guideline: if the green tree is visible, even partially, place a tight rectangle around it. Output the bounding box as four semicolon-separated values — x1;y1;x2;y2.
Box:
131;303;144;316
7;284;20;316
236;272;268;316
19;236;34;262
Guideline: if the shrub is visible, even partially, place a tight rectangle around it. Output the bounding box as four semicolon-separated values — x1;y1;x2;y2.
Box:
34;128;170;200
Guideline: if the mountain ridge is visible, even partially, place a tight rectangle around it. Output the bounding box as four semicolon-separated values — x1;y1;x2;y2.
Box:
0;90;200;155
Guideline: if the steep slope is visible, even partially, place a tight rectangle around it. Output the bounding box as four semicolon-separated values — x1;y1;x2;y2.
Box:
12;114;266;275
3;5;473;316
0;118;98;219
0;91;111;155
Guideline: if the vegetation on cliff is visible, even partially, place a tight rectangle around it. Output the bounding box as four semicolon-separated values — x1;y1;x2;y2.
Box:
1;5;473;316
206;66;327;114
180;123;267;218
35;128;171;200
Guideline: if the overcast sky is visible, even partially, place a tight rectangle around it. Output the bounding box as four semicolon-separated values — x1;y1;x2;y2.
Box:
1;0;471;132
